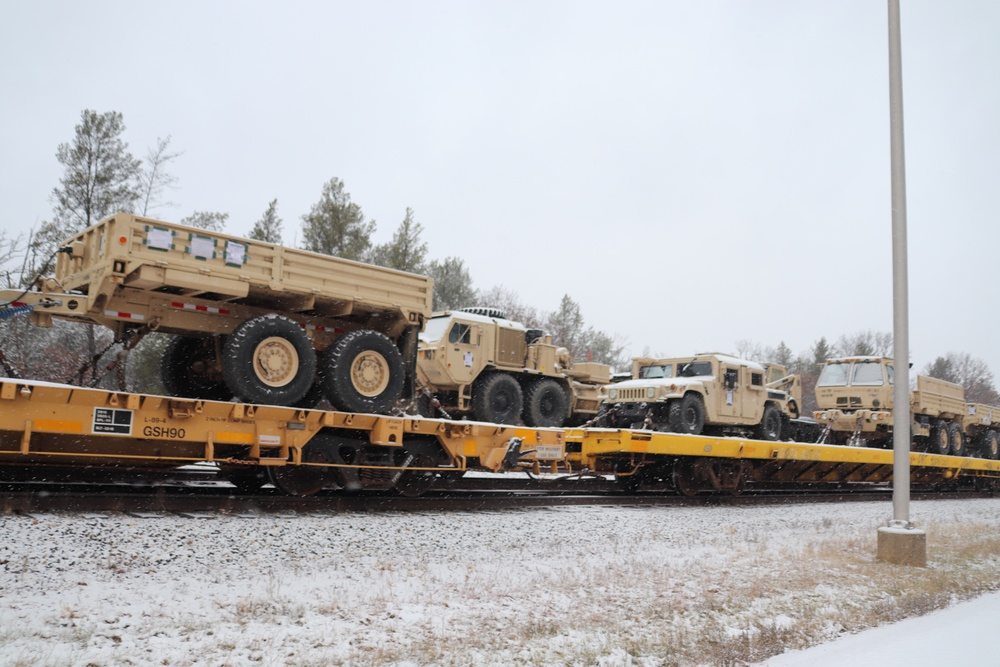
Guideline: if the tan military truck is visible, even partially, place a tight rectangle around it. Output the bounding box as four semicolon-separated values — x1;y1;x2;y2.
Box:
594;353;815;441
415;308;611;427
814;356;1000;458
0;213;432;413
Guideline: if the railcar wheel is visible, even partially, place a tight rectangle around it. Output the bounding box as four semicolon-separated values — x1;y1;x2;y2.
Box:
930;421;950;455
522;378;569;427
672;460;700;497
222;467;268;493
947;423;966;457
981;430;1000;460
755;405;782;442
393;453;437;498
614;461;645;493
222;315;316;406
268;439;338;496
161;336;231;401
323;330;405;415
471;372;523;424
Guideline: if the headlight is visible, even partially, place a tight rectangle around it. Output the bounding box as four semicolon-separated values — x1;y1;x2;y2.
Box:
609;388;617;399
646;387;655;399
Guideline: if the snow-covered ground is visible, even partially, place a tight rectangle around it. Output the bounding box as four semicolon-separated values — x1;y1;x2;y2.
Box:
2;498;999;666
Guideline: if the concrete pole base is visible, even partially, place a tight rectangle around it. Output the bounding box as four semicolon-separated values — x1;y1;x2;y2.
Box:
877;526;927;567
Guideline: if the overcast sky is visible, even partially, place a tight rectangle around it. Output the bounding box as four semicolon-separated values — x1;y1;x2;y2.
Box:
2;1;999;376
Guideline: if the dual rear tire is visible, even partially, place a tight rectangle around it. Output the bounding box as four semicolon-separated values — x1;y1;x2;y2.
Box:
162;317;405;413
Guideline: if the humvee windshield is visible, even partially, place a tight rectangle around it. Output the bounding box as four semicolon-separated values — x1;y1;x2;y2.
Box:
639;364;673;379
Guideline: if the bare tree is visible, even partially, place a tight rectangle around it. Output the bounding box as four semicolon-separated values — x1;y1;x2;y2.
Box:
138;136;182;216
923;352;1000;404
834;330;893;357
181;211;229;232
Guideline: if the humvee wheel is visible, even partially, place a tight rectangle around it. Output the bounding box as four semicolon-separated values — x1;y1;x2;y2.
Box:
523;378;569;427
755;405;782;441
222;315;316;406
672;394;705;435
471;372;523;425
323;330;405;414
161;336;232;401
948;422;966;457
930;421;950;455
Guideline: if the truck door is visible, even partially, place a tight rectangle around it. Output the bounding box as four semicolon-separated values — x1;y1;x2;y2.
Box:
719;365;742;419
745;368;767;421
445;320;482;385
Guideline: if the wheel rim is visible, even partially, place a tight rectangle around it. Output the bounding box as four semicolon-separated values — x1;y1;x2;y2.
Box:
253;336;300;387
349;350;391;397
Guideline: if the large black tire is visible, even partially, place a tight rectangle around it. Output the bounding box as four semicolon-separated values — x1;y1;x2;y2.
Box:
930;420;950;455
160;336;232;401
981;430;1000;460
222;314;316;406
755;405;782;441
322;330;405;415
471;372;523;425
522;378;569;427
948;422;966;457
672;394;705;435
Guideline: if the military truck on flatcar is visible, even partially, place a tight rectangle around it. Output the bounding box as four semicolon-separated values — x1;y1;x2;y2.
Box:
813;356;1000;458
595;353;816;441
415;308;611;427
0;213;432;413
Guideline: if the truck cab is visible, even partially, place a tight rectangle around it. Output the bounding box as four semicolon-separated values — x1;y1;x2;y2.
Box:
416;308;610;427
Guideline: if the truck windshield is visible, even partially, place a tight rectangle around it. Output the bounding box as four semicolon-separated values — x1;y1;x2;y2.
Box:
817;363;850;387
639;364;673;379
419;317;452;343
852;362;885;386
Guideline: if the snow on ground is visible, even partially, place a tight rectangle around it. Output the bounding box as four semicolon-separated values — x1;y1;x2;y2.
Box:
1;498;999;666
758;588;1000;666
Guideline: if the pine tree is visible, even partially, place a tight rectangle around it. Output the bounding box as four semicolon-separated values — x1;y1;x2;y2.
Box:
371;208;428;272
300;178;375;261
544;295;585;357
33;109;143;263
248;199;283;243
428;258;478;311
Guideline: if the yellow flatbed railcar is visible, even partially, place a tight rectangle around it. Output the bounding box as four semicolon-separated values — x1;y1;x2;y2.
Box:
566;427;1000;494
2;378;1000;497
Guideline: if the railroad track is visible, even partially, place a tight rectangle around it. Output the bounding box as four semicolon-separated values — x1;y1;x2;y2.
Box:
1;478;989;515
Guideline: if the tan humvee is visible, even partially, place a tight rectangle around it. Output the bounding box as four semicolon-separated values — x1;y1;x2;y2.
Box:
814;356;1000;457
0;213;432;413
595;353;813;441
415;308;611;427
